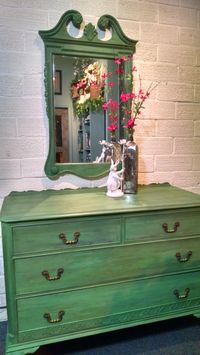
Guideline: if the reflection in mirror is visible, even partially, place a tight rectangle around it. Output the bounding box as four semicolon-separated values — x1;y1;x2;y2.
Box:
39;10;137;179
53;55;119;164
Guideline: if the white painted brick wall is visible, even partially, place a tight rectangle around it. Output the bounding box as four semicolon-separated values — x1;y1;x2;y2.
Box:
118;1;158;22
159;4;197;27
0;0;200;321
158;45;197;66
156;120;194;137
140;23;179;45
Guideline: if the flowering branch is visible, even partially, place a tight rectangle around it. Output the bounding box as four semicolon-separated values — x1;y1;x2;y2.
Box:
101;54;158;135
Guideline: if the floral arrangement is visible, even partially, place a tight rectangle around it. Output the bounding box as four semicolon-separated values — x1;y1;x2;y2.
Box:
71;61;105;118
71;55;157;138
101;54;157;137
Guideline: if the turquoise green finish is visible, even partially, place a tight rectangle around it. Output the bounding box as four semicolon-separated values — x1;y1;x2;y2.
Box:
1;183;200;354
15;237;200;296
2;184;200;223
17;270;200;337
125;209;200;242
12;215;121;254
39;10;137;180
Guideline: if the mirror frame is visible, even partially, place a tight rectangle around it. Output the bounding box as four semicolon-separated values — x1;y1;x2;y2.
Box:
39;10;137;180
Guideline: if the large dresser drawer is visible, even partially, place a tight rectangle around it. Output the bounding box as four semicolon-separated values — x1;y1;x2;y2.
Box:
125;210;200;243
15;237;200;295
17;270;200;342
13;216;121;255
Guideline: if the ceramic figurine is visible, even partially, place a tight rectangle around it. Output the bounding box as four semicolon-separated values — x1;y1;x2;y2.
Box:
106;159;124;197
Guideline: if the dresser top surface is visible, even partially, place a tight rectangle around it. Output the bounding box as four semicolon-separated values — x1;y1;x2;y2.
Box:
1;184;200;222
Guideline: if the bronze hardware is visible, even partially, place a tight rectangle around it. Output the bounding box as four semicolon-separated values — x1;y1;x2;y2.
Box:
175;251;192;263
59;231;80;245
41;268;64;281
162;222;180;233
174;288;190;299
44;310;65;323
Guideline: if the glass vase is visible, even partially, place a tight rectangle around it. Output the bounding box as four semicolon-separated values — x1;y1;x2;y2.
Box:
123;129;138;194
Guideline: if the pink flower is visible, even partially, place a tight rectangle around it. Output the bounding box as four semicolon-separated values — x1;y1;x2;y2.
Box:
110;100;119;111
120;92;129;102
102;102;109;110
76;80;86;89
121;56;128;61
132;66;137;72
108;81;115;88
129;92;137;99
90;81;98;87
107;124;118;132
101;73;108;79
124;118;135;129
101;72;113;79
115;67;124;75
114;57;121;65
109;114;119;121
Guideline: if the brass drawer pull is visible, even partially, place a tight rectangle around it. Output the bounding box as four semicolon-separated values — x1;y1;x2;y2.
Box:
175;251;192;263
174;288;190;299
162;222;180;233
42;268;64;281
59;231;80;245
44;310;65;324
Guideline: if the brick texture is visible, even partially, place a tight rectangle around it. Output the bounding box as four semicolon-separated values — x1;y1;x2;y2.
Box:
156;120;194;137
174;138;200;154
159;4;197;27
141;23;179;45
118;1;158;22
176;103;200;120
155;156;193;171
0;0;200;318
158;45;196;66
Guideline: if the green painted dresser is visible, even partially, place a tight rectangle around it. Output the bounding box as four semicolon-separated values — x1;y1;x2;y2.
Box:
1;184;200;355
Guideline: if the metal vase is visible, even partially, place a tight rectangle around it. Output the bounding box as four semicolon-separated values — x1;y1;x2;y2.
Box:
110;132;121;163
123;136;138;194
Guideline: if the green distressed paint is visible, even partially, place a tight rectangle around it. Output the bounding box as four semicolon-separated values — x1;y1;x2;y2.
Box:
39;10;137;180
1;183;200;354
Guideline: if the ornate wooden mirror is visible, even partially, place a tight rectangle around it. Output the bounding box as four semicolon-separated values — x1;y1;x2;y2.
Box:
39;10;137;179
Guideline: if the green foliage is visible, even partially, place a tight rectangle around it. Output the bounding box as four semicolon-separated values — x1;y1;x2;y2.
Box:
74;96;104;118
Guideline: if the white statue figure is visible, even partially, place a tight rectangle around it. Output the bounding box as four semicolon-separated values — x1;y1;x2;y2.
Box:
106;159;124;197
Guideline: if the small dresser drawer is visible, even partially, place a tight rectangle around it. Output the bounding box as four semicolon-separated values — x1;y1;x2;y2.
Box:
17;270;200;342
15;237;200;295
13;216;121;255
125;210;200;243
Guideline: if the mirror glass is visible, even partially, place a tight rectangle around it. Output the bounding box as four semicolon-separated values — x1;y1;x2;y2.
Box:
53;55;120;164
39;10;137;179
